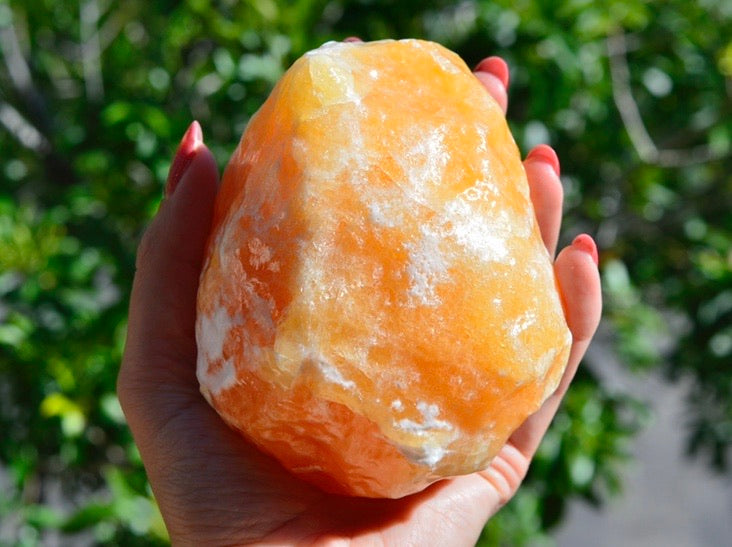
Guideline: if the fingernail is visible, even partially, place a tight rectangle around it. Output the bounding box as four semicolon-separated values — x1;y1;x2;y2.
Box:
166;121;203;197
572;234;599;266
474;56;509;89
526;144;561;177
343;36;362;43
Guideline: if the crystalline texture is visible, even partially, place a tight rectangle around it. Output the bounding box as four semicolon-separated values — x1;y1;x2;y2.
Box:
196;39;572;498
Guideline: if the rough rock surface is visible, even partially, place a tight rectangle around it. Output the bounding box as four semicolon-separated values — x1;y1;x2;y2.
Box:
196;39;571;498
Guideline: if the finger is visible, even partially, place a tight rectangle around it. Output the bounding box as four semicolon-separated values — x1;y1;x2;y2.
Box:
524;145;563;257
343;36;362;43
508;235;601;458
119;126;219;397
556;235;602;350
474;56;509;114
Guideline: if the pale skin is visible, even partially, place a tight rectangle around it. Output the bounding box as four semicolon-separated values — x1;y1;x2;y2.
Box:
118;54;602;546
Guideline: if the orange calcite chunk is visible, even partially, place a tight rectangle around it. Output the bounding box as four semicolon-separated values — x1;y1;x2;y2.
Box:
196;39;572;498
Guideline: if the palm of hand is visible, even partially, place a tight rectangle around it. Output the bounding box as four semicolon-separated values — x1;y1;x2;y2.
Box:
118;58;601;546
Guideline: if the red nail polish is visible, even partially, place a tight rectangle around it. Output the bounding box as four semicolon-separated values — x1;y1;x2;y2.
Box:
526;144;561;177
572;234;599;266
165;121;203;197
474;56;509;89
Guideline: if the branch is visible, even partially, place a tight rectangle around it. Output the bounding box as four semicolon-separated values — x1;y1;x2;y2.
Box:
96;7;129;53
0;14;51;133
0;8;76;186
53;3;135;64
0;19;33;92
0;98;76;185
80;0;105;101
606;31;728;168
0;100;50;154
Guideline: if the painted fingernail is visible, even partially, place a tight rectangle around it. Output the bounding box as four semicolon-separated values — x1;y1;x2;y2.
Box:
165;121;203;197
343;36;362;43
526;144;561;177
572;234;599;266
474;56;509;89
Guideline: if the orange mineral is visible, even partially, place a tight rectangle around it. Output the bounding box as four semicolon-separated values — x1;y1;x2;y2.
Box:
196;39;572;498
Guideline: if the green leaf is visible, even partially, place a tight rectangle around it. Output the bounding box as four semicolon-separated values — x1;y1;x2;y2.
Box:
60;503;115;533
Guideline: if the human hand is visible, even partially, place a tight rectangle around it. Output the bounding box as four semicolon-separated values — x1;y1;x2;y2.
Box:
118;53;601;546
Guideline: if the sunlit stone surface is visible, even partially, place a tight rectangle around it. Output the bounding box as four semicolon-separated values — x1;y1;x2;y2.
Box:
196;39;571;498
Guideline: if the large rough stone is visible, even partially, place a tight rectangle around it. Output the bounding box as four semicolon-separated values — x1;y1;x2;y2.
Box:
196;39;571;498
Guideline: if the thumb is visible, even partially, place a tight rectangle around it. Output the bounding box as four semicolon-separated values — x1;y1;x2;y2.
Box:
119;122;219;399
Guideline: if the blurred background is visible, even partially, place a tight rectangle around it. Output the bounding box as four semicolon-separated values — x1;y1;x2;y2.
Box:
0;0;730;545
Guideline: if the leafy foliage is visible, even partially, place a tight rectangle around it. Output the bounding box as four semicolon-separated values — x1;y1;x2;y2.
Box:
0;0;729;544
